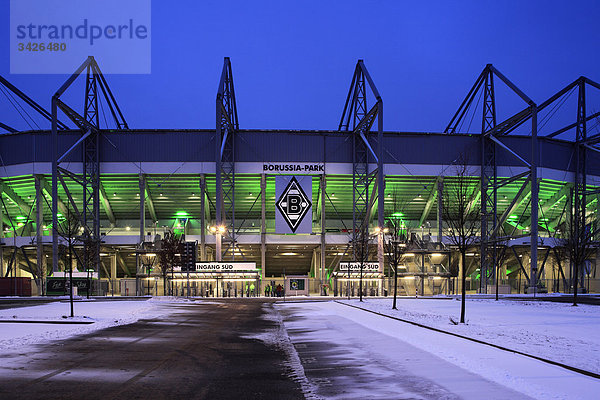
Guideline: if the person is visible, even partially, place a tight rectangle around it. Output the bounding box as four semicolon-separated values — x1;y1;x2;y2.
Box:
276;284;283;297
264;284;270;297
250;283;255;297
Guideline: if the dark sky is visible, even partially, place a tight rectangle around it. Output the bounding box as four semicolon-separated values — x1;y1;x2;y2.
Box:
1;0;600;134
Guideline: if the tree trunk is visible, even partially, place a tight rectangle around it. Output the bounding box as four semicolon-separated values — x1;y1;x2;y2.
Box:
573;260;579;306
69;242;74;318
359;263;363;302
392;262;398;309
460;250;466;323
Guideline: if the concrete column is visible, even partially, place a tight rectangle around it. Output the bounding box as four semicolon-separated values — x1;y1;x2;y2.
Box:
437;178;443;242
1;185;4;277
529;108;539;294
311;248;317;278
596;195;600;272
52;96;58;274
35;175;44;295
0;185;3;240
320;175;326;295
200;174;206;261
138;174;145;244
261;174;266;281
377;231;384;296
377;101;385;231
110;253;117;280
595;193;600;233
216;233;222;262
110;252;117;295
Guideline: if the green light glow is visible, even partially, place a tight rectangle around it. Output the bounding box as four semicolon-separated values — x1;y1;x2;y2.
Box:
507;220;527;230
508;215;518;220
16;216;27;221
392;212;404;218
175;211;189;217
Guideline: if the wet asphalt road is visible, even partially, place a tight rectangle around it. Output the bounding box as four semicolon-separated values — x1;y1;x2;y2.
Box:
0;300;304;400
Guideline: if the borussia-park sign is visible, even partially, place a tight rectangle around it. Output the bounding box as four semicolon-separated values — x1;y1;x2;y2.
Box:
338;262;381;273
194;262;257;272
263;163;324;174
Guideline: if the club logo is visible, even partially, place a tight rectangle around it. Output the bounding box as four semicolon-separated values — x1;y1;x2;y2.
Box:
276;177;312;233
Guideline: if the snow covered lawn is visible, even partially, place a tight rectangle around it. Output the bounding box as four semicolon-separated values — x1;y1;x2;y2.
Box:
0;298;173;351
277;301;600;400
338;297;600;375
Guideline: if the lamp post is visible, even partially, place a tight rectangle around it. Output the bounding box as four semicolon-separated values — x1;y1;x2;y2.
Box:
210;225;226;297
211;225;226;262
375;226;389;297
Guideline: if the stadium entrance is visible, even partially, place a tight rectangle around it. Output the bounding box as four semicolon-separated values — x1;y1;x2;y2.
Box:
170;262;260;297
332;262;384;297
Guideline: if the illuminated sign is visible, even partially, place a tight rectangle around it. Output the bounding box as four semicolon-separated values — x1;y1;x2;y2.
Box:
193;262;256;272
263;163;324;174
338;262;381;273
275;176;312;233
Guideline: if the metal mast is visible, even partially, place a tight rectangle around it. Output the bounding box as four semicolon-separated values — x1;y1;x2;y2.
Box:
446;64;537;293
52;56;128;283
215;57;239;260
339;60;384;262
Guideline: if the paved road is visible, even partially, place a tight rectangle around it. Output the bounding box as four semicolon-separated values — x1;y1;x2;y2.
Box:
1;298;584;399
0;300;304;400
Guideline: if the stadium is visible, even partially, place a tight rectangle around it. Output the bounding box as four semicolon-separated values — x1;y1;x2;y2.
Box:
1;57;600;298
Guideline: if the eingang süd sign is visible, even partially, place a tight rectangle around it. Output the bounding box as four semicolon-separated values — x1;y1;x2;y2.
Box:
275;175;313;234
338;262;382;273
193;262;257;272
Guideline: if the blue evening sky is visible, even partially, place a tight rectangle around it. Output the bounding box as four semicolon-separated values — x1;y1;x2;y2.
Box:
1;0;600;134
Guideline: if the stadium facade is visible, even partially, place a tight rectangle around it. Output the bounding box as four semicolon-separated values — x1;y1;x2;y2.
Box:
1;57;600;297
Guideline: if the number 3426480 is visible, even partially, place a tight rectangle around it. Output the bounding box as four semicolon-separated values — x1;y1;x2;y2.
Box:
17;42;67;52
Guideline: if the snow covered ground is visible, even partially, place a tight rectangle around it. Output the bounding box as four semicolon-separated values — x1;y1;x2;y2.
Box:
0;298;176;351
338;297;600;375
276;300;600;400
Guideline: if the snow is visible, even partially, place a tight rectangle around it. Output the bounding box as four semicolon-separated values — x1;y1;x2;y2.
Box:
0;298;173;351
338;297;600;375
276;300;600;400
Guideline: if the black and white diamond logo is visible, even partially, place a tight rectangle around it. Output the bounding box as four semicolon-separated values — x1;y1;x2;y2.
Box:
276;177;312;233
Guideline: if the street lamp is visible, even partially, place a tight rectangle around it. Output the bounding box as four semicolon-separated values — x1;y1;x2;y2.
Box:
375;226;389;297
210;225;227;261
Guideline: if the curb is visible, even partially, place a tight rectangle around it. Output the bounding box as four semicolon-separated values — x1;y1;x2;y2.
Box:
0;319;95;325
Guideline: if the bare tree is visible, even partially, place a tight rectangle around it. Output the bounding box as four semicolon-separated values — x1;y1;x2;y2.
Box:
158;230;182;296
383;187;412;309
353;225;373;302
384;216;410;310
559;189;597;306
492;242;510;301
442;156;480;323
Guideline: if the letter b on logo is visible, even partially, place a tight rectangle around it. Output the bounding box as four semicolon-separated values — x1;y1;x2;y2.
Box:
288;195;302;214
